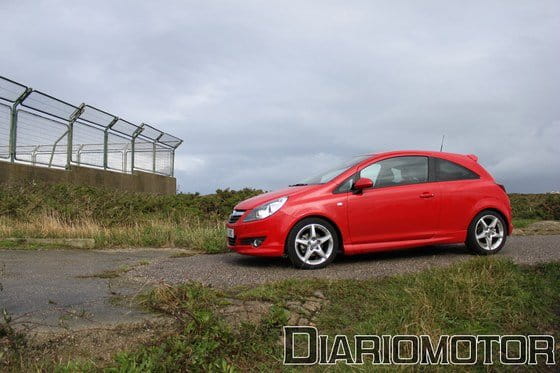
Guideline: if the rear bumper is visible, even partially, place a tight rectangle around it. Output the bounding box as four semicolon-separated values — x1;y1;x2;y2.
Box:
226;211;291;257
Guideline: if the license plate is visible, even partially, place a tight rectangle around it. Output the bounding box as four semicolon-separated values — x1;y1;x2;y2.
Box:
227;228;235;238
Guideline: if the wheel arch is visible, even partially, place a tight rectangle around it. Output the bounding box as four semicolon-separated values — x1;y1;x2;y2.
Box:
284;214;345;254
470;207;511;235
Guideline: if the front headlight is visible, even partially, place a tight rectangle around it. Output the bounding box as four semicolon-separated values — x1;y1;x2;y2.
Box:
243;197;288;222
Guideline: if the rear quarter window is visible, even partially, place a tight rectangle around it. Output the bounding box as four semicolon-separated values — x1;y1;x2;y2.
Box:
434;158;479;182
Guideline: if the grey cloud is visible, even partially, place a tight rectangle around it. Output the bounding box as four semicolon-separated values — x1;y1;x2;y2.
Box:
1;0;558;193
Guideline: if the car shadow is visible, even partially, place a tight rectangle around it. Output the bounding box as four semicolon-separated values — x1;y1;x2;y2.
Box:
336;244;471;264
228;243;473;269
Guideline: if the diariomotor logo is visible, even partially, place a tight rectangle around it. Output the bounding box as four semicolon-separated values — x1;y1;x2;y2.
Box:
283;327;556;366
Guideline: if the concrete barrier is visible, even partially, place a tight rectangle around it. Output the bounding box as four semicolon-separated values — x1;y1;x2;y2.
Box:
0;161;176;194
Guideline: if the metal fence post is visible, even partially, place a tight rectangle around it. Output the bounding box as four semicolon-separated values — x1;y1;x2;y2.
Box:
154;133;165;174
49;130;69;167
151;142;156;173
171;139;183;177
103;117;118;169
67;103;85;169
131;126;143;174
76;144;84;165
171;149;175;177
8;88;32;163
31;145;39;165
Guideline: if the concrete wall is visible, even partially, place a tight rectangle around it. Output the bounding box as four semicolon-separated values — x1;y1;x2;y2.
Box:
0;161;176;194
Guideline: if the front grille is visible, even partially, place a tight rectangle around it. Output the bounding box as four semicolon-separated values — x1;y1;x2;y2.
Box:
228;210;245;224
227;237;236;246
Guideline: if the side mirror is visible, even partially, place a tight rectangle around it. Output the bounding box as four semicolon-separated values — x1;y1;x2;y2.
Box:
353;177;374;193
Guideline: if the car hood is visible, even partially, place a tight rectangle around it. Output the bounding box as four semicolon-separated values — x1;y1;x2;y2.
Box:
235;185;318;210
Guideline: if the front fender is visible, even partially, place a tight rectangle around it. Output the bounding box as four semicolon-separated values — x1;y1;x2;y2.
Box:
285;197;350;247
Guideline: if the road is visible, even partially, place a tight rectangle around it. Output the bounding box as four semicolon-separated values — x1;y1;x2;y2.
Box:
1;235;559;329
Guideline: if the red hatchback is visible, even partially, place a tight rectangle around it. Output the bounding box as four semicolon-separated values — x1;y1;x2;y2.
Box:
226;151;513;269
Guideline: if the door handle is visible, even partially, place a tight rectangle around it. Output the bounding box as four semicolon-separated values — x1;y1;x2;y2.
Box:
419;192;435;198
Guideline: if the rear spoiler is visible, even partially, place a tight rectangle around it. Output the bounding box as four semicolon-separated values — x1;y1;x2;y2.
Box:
466;154;478;162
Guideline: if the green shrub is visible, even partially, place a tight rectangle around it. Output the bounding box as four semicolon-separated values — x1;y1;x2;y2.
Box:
0;183;263;227
509;193;560;220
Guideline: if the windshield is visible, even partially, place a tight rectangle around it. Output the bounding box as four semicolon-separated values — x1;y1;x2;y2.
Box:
293;155;370;186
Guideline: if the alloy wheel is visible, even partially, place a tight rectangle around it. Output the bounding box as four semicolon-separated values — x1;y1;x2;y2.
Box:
294;223;334;266
475;214;505;251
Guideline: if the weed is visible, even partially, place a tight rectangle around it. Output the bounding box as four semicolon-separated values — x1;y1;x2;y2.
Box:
0;183;263;252
0;277;27;369
510;193;560;220
512;218;540;228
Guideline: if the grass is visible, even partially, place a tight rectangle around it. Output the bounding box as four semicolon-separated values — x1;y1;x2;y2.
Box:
0;183;262;253
0;183;262;225
512;218;541;229
0;214;228;253
509;193;560;220
4;257;557;371
319;259;559;337
115;258;560;371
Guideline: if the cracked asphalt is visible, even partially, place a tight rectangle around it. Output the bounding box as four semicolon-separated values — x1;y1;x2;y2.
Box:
1;235;559;329
0;248;179;330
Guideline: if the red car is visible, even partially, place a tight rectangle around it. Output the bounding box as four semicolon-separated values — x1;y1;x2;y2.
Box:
226;150;513;269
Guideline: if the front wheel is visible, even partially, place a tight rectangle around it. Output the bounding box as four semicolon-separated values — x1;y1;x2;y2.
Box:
286;218;339;269
466;210;507;255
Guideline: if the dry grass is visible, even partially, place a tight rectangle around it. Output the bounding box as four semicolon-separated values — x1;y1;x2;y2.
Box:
0;214;100;238
0;183;261;252
0;213;226;253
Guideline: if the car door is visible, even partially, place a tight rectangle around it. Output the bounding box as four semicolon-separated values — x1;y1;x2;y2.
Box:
346;156;441;244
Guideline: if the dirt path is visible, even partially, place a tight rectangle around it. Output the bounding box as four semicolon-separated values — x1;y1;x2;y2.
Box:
1;235;559;330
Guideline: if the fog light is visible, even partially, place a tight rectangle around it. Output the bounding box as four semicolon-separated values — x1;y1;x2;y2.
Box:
241;237;266;247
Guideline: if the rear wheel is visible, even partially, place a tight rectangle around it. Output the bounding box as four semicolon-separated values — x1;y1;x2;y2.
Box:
286;218;339;269
466;210;507;255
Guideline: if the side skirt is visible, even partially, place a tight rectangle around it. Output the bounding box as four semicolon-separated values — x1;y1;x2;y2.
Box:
343;231;467;256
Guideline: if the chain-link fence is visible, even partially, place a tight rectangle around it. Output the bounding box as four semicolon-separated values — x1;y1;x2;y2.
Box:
0;75;182;176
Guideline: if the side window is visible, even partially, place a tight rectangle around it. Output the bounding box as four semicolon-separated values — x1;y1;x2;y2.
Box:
360;163;381;184
335;176;355;193
434;158;479;182
360;156;428;188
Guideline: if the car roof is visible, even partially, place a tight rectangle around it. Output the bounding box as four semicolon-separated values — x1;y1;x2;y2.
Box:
360;150;476;161
365;149;462;157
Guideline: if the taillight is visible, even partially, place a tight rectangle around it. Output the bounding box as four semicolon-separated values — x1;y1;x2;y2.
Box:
497;184;506;192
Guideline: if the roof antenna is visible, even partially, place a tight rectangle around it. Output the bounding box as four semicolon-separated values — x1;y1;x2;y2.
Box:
439;135;445;152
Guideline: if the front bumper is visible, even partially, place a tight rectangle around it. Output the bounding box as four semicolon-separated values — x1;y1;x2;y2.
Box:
226;211;291;257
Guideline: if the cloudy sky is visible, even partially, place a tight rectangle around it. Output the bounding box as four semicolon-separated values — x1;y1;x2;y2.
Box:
1;0;558;193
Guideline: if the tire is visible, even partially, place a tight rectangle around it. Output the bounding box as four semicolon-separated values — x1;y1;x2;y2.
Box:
466;210;507;255
286;218;339;269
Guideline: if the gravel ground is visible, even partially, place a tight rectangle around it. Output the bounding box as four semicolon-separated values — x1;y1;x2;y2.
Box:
1;236;559;329
126;235;560;288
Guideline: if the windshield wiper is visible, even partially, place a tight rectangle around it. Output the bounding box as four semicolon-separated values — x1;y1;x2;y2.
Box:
289;183;308;187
